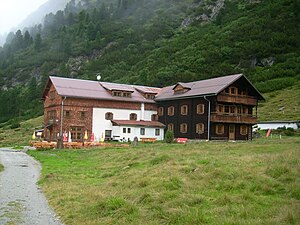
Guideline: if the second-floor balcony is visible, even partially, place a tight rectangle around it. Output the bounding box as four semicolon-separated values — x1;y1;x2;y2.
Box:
217;93;257;105
210;112;257;124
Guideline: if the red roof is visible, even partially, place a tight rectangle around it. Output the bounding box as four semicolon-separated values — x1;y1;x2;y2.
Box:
155;74;264;101
42;74;264;103
45;76;160;103
111;120;165;128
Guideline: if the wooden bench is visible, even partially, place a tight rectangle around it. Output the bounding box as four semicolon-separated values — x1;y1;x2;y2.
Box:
177;138;188;144
140;138;157;143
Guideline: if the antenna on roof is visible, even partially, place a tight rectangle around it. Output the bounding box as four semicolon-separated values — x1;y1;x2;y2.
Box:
96;73;101;81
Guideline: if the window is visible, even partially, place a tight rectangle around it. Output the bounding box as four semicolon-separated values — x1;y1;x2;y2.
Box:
47;110;56;119
123;128;126;133
167;123;174;132
180;123;188;133
230;87;237;95
70;127;83;141
49;91;55;100
112;91;121;96
151;114;158;121
242;107;248;115
158;107;164;116
105;112;113;120
122;92;132;97
130;113;137;121
112;91;132;97
105;130;112;139
168;106;175;116
146;94;155;99
230;106;236;114
127;128;131;133
216;124;224;135
63;110;71;118
155;129;160;136
140;128;145;135
181;105;188;115
197;104;205;114
218;105;224;113
237;106;241;114
224;106;229;113
240;91;247;96
79;111;86;119
196;123;204;134
240;125;248;135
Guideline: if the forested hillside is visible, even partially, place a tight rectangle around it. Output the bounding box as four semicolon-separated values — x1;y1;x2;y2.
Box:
0;0;299;123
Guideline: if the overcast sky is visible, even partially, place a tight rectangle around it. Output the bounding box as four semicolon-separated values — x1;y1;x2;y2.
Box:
0;0;48;34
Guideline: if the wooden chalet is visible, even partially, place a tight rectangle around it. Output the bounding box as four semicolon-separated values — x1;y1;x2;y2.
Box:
155;74;264;141
42;76;164;143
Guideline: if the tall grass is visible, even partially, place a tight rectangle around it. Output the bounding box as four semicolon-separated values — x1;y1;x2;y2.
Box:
29;137;300;225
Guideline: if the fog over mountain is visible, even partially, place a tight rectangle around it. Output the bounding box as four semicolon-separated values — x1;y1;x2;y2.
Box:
0;0;70;46
19;0;71;31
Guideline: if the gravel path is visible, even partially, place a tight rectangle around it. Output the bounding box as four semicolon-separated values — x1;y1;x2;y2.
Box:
0;148;63;225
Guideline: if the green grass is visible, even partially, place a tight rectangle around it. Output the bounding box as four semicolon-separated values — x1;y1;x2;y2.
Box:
0;116;43;147
258;84;300;121
28;137;300;225
0;163;4;172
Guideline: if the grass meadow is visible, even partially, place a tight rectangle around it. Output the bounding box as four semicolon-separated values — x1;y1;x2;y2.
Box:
28;137;300;225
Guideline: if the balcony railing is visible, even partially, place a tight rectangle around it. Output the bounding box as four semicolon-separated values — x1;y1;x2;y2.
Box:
210;112;257;124
217;94;257;105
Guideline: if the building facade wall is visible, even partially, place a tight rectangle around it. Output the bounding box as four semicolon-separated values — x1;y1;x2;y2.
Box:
157;97;212;139
43;82;158;142
92;107;158;141
112;126;164;141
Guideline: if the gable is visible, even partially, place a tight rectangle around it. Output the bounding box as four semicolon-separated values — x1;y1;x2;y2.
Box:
42;77;54;100
155;74;264;101
219;75;265;100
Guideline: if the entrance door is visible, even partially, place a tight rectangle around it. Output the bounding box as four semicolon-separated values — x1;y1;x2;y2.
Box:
229;125;235;140
105;130;112;140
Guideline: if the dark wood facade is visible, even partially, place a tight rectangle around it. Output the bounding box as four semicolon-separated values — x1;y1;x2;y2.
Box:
157;76;262;141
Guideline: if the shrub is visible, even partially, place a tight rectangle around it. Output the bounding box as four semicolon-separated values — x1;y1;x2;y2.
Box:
285;128;295;136
165;130;174;143
10;120;21;129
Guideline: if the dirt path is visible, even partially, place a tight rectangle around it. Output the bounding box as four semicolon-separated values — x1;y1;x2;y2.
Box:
0;148;63;225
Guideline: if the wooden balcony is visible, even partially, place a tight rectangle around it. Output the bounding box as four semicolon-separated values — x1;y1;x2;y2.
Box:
210;112;257;124
217;94;257;105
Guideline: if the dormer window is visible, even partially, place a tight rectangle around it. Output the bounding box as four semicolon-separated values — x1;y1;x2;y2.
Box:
112;91;122;97
173;83;191;94
123;92;132;97
145;94;155;99
112;91;132;97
